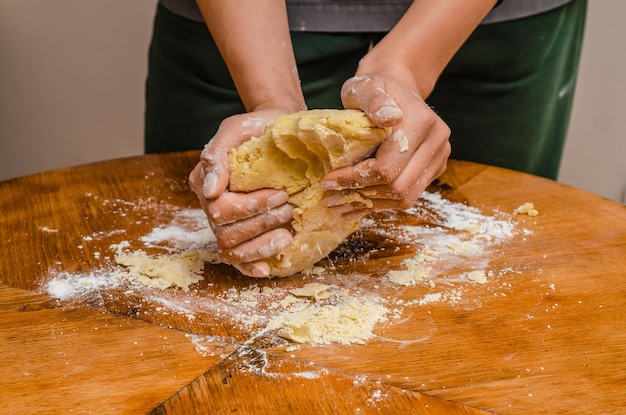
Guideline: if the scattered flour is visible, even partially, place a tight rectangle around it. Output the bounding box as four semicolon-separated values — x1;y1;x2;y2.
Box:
112;208;220;290
42;191;532;346
45;271;121;300
410;191;516;240
141;208;216;251
380;191;523;295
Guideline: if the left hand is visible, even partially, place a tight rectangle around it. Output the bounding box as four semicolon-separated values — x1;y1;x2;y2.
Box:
322;75;451;218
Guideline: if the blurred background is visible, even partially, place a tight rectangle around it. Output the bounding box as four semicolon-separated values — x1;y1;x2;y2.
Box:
1;1;624;203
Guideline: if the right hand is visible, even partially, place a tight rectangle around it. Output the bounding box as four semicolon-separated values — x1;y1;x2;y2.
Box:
188;110;295;278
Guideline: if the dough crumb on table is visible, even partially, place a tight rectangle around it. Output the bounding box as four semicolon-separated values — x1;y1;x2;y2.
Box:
267;283;388;345
114;249;217;290
515;202;539;216
466;270;488;284
229;109;390;277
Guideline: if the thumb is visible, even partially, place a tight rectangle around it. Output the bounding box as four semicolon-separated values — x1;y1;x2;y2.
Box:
341;76;403;128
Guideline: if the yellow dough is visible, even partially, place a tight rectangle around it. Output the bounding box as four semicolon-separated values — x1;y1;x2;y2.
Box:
229;109;390;277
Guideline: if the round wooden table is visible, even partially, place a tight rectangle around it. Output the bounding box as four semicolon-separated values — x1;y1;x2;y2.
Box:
1;151;625;414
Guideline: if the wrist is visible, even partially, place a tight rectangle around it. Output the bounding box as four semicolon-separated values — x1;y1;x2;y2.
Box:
355;54;427;99
248;89;307;114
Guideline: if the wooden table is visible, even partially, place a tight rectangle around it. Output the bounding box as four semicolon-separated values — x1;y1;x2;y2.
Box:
1;151;625;414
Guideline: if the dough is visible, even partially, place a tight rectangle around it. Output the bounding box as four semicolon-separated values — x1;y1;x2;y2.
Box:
272;296;387;345
229;109;390;277
514;202;539;216
115;249;215;290
267;283;387;345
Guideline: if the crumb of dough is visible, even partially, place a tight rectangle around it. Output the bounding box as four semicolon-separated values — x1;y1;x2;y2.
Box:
460;224;482;233
277;295;300;308
515;202;539;216
229;109;390;277
266;283;388;344
301;266;326;277
466;270;488;284
268;293;387;345
289;283;338;301
114;250;214;290
385;245;437;286
387;264;432;286
446;241;480;253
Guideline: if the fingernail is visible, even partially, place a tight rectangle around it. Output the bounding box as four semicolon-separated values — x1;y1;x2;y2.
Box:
321;181;342;191
329;204;354;215
322;193;341;206
271;232;292;249
250;263;270;278
258;232;292;258
344;209;372;221
267;191;289;208
273;204;295;221
376;105;403;120
202;172;218;198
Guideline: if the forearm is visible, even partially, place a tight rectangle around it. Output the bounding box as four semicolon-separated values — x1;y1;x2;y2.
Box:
357;0;498;98
195;0;306;113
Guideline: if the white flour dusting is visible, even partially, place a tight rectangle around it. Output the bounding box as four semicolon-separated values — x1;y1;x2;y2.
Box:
46;271;121;300
366;191;528;307
42;191;532;348
141;208;216;251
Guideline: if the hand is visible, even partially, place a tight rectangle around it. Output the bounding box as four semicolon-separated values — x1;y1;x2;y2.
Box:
188;110;295;278
322;75;451;217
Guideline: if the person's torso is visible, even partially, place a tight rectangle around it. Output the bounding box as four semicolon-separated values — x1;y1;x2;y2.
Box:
159;0;574;31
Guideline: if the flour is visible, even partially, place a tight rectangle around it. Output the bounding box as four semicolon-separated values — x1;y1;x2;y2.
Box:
378;191;527;307
409;191;516;240
141;208;216;251
42;191;532;347
45;271;121;300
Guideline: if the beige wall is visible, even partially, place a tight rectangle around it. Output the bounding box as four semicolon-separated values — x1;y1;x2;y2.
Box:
1;1;624;203
559;0;626;203
0;0;155;179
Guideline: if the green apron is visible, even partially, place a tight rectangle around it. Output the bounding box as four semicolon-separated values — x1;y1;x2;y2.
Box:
145;0;586;179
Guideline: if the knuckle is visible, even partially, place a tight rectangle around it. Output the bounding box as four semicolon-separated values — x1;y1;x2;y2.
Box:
396;195;415;210
376;163;400;183
217;247;239;264
386;182;416;210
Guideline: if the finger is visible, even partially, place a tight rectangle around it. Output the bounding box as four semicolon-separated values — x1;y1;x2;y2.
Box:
323;129;449;211
189;163;206;201
322;109;449;192
325;200;374;220
207;189;289;225
233;261;272;278
220;228;293;265
341;76;403;127
342;208;374;222
199;113;279;199
365;122;450;200
214;203;295;249
362;137;451;210
198;139;233;200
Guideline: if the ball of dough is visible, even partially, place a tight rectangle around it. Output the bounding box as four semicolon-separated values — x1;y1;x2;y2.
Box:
229;109;390;277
